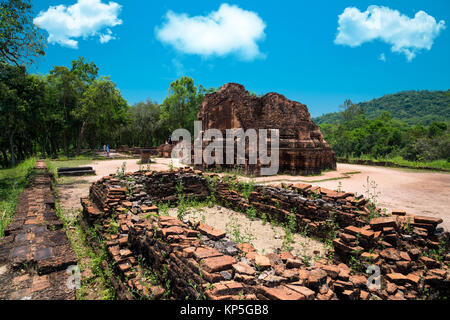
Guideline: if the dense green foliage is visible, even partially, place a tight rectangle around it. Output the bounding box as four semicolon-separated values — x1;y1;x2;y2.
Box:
0;57;213;167
319;104;450;165
0;0;45;66
0;58;130;167
314;90;450;126
119;99;163;147
119;77;214;148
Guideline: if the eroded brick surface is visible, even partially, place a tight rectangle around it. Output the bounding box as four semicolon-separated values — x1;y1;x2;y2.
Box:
0;161;77;300
196;83;336;176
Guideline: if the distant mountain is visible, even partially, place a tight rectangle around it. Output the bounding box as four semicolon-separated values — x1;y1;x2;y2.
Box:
313;90;450;126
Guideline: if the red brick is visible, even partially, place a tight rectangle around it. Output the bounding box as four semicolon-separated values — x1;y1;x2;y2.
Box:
420;256;440;268
370;217;397;230
386;273;407;284
12;274;30;284
198;223;226;240
232;262;256;276
202;255;237;273
31;275;50;293
252;254;271;269
413;216;443;226
286;258;303;269
236;243;255;254
380;248;401;261
361;252;379;261
284;284;315;300
280;251;294;262
121;201;132;208
192;247;223;260
141;205;158;212
258;285;305;300
162;226;185;237
360;290;370;300
322;265;340;279
405;274;420;285
118;263;131;272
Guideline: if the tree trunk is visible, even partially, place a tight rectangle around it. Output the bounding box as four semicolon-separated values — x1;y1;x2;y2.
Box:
50;138;57;158
76;121;86;156
9;131;16;167
17;139;24;161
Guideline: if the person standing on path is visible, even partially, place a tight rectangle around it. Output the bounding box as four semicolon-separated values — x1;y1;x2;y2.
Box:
106;144;110;157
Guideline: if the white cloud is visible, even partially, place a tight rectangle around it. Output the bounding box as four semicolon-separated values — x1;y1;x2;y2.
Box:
379;53;386;62
335;5;446;61
155;3;266;60
34;0;122;49
99;28;116;43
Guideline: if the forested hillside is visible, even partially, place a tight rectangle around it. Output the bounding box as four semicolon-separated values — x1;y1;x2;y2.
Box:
316;102;450;169
314;90;450;126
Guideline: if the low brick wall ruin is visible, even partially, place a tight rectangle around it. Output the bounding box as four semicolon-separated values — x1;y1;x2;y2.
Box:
0;161;77;300
81;168;450;300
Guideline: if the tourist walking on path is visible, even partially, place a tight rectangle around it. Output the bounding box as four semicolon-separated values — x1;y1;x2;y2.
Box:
106;144;110;157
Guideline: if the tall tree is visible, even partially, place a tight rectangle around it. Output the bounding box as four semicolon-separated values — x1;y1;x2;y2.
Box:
46;66;82;155
0;0;45;66
160;77;214;137
120;100;162;147
0;63;46;166
75;77;130;149
71;57;99;85
0;63;26;166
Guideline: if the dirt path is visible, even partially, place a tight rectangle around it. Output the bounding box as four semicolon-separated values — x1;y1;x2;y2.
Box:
309;164;450;231
57;158;185;212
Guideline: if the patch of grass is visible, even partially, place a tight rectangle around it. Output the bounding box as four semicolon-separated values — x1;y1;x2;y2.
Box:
246;206;257;220
345;155;450;171
49;153;94;161
55;203;116;300
49;168;115;300
0;157;37;237
225;216;256;246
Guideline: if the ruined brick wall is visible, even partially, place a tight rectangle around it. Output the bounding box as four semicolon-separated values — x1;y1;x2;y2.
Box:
0;161;77;300
82;168;450;300
197;83;336;176
118;146;158;155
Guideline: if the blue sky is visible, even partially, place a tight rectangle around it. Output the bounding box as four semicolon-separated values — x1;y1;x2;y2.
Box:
32;0;450;117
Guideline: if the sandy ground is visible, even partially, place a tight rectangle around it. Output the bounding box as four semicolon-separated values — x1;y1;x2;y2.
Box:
57;157;185;212
167;206;327;258
309;164;450;231
56;159;450;232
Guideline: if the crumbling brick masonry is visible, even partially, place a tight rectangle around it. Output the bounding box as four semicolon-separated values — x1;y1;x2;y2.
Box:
81;167;449;300
0;161;77;300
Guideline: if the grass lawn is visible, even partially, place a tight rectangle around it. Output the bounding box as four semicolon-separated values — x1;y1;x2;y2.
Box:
0;157;37;237
343;155;450;171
